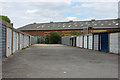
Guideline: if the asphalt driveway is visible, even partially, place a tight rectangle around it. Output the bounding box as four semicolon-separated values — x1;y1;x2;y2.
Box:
2;44;118;78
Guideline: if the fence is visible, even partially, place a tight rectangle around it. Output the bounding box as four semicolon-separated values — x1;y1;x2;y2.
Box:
0;19;34;58
61;36;70;46
61;31;120;54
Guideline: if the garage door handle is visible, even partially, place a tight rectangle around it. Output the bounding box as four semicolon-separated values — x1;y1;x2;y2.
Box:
8;47;9;49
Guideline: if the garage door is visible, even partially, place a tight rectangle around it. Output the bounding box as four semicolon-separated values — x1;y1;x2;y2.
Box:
16;33;19;50
0;24;2;58
13;31;16;53
84;35;87;48
101;33;108;52
65;36;70;46
88;35;93;50
73;37;76;47
76;36;80;47
24;36;26;47
79;36;83;48
0;25;6;58
2;25;6;58
6;27;12;57
22;34;24;48
71;38;74;46
94;34;99;51
19;34;21;50
110;33;120;54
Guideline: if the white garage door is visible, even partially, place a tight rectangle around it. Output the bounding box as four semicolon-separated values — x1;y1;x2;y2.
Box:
110;33;120;54
20;34;22;50
13;31;16;53
16;33;19;50
84;35;87;49
76;36;80;47
79;35;83;48
88;35;93;50
6;27;12;57
94;34;99;51
22;34;24;48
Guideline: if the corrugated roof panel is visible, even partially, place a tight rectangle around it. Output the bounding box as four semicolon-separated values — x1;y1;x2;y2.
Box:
18;19;119;30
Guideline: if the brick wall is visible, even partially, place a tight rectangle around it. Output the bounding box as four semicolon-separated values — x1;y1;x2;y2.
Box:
21;28;120;37
21;29;82;37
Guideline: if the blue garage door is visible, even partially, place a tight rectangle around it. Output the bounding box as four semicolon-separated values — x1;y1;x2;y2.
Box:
101;33;108;52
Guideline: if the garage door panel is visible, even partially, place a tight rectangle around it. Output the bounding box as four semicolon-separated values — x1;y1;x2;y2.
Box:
110;33;119;54
101;33;108;52
6;28;12;57
80;36;83;48
88;35;93;50
2;25;6;58
84;35;87;49
94;35;99;51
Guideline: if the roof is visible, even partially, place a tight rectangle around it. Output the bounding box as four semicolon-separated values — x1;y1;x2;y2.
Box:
18;19;120;31
0;19;32;37
0;18;13;28
93;30;120;34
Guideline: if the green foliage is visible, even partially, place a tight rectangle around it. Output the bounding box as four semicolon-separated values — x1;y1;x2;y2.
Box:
40;39;45;44
89;30;93;33
0;15;11;23
22;46;29;50
49;32;61;44
22;48;26;50
26;46;29;48
61;34;65;37
71;32;80;36
45;35;50;44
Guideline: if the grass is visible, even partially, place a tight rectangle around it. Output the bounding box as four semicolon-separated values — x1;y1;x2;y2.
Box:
22;46;30;50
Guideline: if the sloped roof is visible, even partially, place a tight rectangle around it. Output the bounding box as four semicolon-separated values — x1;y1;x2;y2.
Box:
18;19;120;31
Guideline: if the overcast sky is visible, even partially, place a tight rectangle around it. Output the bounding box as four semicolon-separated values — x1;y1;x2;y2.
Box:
0;0;119;28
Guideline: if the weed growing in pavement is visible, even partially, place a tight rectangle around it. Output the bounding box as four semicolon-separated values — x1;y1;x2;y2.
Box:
22;46;29;50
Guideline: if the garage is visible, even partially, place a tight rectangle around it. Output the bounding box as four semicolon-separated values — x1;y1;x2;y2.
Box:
24;36;26;48
73;36;76;47
13;31;16;53
20;33;23;50
16;32;19;51
76;36;80;47
0;24;6;58
0;24;2;58
22;34;24;48
24;35;28;48
79;35;83;48
34;36;38;44
84;35;88;49
6;27;12;57
110;32;120;54
100;33;109;52
64;36;70;46
88;34;93;50
93;34;100;51
2;25;6;58
70;36;74;46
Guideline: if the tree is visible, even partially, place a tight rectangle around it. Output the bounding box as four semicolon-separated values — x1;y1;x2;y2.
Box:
45;34;50;44
40;38;45;44
61;34;65;37
71;31;80;36
0;15;11;23
49;32;61;44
